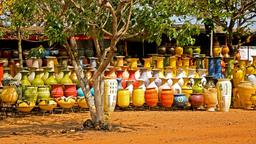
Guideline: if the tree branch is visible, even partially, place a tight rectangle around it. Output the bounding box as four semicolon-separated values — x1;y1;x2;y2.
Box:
70;0;85;12
117;0;133;36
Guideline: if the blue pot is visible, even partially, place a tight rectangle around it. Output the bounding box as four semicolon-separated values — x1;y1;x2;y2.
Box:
44;48;51;57
208;57;215;77
90;88;94;96
77;87;84;97
173;94;188;108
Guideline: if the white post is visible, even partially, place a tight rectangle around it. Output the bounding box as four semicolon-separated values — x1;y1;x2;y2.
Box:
210;30;213;57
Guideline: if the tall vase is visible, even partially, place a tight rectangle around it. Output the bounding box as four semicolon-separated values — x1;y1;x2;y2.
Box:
20;70;31;95
32;69;44;86
204;76;218;112
143;57;152;69
104;78;118;112
152;69;162;87
139;67;149;86
207;57;215;77
216;79;232;112
214;57;223;79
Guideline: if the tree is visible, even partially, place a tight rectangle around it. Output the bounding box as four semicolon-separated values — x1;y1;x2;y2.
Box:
6;0;201;129
194;0;256;53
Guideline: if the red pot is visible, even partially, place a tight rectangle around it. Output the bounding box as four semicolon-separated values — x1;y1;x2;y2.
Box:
145;88;158;107
64;84;77;97
189;93;204;109
51;84;64;98
160;89;174;108
0;62;4;86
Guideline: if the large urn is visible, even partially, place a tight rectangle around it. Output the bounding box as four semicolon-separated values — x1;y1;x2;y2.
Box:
216;79;232;112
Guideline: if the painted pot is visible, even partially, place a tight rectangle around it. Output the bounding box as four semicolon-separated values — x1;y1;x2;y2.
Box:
145;88;158;107
189;93;204;109
77;87;85;97
115;56;125;67
237;81;255;109
0;86;18;104
207;57;215;77
181;77;192;100
192;78;203;93
216;79;232;112
64;84;77;97
143;57;152;69
104;78;118;112
24;86;38;102
117;89;130;108
51;84;64;98
173;94;188;108
214;57;223;79
160;89;174;108
32;70;44;86
37;87;51;101
60;70;73;85
132;88;145;107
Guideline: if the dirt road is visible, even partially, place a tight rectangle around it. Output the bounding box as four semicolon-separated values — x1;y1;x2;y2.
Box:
0;109;255;144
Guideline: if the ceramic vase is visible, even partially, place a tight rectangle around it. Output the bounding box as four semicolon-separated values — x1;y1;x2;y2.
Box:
216;79;232;112
207;57;215;77
152;69;162;87
204;76;218;112
171;78;181;94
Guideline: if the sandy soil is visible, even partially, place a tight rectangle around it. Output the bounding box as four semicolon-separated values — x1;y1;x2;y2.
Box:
0;109;256;144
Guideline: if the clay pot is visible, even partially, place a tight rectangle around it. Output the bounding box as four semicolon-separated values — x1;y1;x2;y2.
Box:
189;93;204;109
173;94;188;108
145;88;158;107
216;79;232;112
160;89;174;108
37;87;51;101
51;84;64;98
117;89;130;108
132;88;145;107
64;84;77;97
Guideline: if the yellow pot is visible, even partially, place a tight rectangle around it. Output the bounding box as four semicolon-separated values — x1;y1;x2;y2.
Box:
132;88;145;107
156;57;164;69
237;81;255;109
169;56;177;69
117;89;130;108
213;47;221;57
127;58;139;69
182;57;190;67
175;47;183;56
143;57;152;68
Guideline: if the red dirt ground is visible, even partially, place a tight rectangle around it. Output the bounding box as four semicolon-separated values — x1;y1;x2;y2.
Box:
0;109;256;144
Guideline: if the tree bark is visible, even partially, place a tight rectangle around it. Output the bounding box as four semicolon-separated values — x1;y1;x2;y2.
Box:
17;27;23;69
65;37;97;123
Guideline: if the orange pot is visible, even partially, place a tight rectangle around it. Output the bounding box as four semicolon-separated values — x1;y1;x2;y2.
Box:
160;89;174;108
145;88;158;107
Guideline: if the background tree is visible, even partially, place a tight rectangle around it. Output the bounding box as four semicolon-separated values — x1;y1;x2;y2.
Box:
5;0;201;129
194;0;256;54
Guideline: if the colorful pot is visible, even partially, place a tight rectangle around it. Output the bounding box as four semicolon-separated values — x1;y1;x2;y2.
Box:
160;89;174;108
175;47;183;56
117;89;130;108
169;56;177;69
173;93;187;108
51;84;64;98
37;87;51;101
171;78;181;94
60;70;73;85
207;57;215;77
45;71;58;85
216;79;232;112
156;57;164;69
0;61;4;86
32;70;44;86
127;58;139;69
0;86;18;104
237;81;255;109
24;86;38;102
64;84;77;97
189;93;204;109
145;88;158;107
115;56;125;67
104;78;118;112
143;57;152;69
181;77;192;100
132;88;145;107
192;78;203;94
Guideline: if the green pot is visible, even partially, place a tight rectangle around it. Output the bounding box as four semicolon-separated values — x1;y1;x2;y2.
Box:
24;86;38;102
37;87;51;101
32;70;45;86
45;71;58;85
60;70;73;85
192;78;203;93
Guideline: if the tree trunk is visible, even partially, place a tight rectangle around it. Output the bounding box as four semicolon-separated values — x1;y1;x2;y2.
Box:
93;74;104;124
227;31;234;56
17;28;23;69
65;38;97;123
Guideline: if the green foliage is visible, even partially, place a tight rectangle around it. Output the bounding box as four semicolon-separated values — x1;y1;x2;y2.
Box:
27;45;45;59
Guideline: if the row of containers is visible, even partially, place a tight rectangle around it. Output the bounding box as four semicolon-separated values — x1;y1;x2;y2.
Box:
1;53;256;112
